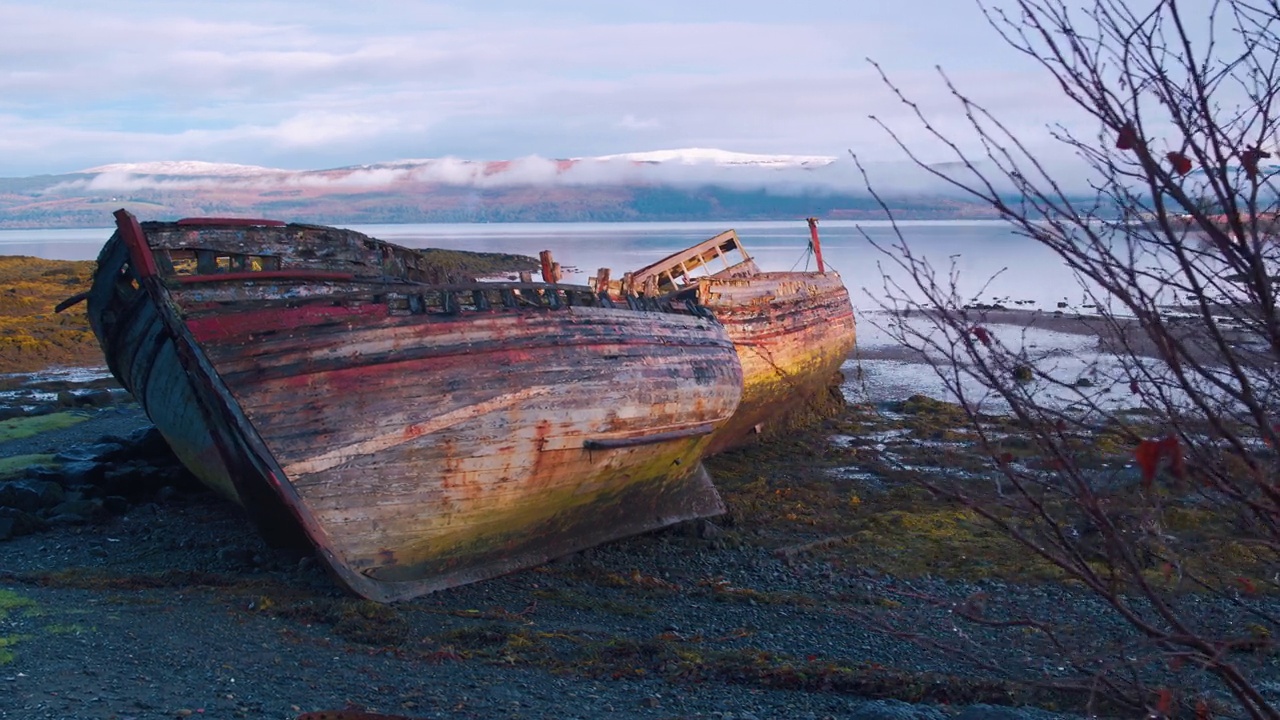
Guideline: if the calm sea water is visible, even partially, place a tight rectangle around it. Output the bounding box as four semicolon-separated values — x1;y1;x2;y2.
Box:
0;219;1078;313
2;220;1149;409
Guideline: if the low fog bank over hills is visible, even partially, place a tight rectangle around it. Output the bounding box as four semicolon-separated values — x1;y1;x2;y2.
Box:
1;149;1009;229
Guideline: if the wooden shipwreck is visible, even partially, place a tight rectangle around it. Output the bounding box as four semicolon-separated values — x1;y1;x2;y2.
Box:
592;220;856;454
85;210;744;602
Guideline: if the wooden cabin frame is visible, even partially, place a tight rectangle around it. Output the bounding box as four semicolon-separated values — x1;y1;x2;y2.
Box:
627;230;761;296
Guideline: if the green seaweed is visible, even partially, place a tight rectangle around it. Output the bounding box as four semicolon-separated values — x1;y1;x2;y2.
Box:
0;589;37;621
0;635;30;665
0;412;88;442
0;453;56;479
0;590;39;666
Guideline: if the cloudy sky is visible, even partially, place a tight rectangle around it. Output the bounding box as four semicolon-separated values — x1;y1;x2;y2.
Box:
1;0;1093;177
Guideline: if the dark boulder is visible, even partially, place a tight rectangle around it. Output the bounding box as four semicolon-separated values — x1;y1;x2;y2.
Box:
45;497;102;522
0;507;45;540
98;463;153;498
22;465;65;484
0;478;65;512
55;460;106;487
128;426;172;459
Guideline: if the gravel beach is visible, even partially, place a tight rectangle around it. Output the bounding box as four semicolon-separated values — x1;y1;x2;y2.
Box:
1;341;1271;720
0;406;1060;719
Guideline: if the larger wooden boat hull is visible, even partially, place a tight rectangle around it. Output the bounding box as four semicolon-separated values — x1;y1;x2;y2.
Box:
87;212;743;602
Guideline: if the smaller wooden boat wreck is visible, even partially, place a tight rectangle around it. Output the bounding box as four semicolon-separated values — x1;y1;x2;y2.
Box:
84;210;743;602
588;219;856;454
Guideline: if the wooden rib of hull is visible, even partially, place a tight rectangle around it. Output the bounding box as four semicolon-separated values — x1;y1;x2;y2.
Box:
694;271;856;455
87;213;743;602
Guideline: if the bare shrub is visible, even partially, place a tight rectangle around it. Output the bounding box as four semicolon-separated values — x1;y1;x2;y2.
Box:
858;1;1280;717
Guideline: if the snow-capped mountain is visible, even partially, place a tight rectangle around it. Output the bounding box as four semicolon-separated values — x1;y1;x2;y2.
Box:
2;148;999;229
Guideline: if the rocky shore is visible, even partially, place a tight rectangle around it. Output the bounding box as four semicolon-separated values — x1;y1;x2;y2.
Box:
0;371;1050;720
1;357;1271;720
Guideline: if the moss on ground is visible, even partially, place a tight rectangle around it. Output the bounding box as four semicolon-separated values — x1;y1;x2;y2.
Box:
0;634;28;665
0;412;88;442
0;589;36;620
0;453;56;480
710;394;1280;590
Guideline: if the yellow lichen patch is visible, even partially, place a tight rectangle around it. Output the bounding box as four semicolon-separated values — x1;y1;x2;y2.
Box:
0;453;56;480
0;256;103;374
842;507;1068;582
0;411;88;442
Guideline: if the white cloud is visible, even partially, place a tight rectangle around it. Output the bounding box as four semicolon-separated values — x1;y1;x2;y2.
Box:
0;0;1098;177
